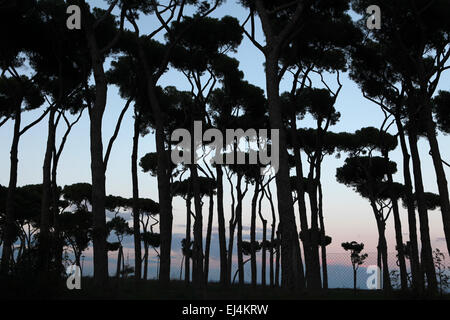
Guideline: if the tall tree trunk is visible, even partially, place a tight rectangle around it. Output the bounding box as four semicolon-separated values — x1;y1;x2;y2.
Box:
265;53;305;290
275;225;281;287
185;197;192;284
131;114;142;280
424;107;450;256
396;116;423;292
215;165;228;286
51;108;83;276
17;239;24;264
258;187;267;287
408;131;438;292
227;207;236;285
116;245;123;279
136;37;173;285
383;151;408;290
143;241;149;280
377;238;382;275
307;177;322;289
88;79;108;285
391;196;408;290
378;223;392;292
369;199;391;292
84;18;109;286
75;252;82;274
191;165;204;288
250;181;260;287
318;182;328;289
236;174;245;286
204;190;214;284
267;183;276;287
290;112;318;290
51;149;62;274
1;107;21;274
39;107;56;279
152;123;172;285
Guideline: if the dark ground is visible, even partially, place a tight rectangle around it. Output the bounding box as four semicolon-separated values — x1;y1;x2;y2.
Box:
0;277;449;300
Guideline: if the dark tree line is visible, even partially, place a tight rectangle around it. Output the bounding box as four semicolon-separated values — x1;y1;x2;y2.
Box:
0;0;449;296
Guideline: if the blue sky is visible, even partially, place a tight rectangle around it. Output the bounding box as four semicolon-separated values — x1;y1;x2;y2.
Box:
0;0;449;281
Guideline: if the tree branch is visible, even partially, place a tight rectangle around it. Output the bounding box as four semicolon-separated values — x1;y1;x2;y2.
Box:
19;106;52;136
241;12;265;54
104;97;133;169
0;116;9;128
153;0;222;81
151;0;177;38
429;150;450;169
55;109;85;164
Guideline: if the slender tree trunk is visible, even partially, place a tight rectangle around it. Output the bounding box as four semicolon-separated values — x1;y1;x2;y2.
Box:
227;211;236;285
180;255;184;281
88;79;108;285
51;109;83;275
84;19;109;286
265;53;305;290
353;267;357;293
185;197;192;284
396;116;422;292
1;107;21;275
189;119;203;287
215;165;228;286
408;131;438;292
377;238;382;275
378;223;392;292
17;239;24;263
39;107;56;279
75;252;81;273
116;245;123;279
236;174;245;286
258;187;267;287
267;183;276;287
51;150;62;274
250;181;260;287
191;165;204;288
307;177;322;289
40;57;66;279
137;39;173;286
290;112;317;290
318;182;328;289
131;114;142;280
143;242;149;280
204;190;214;284
391;196;408;290
369;199;391;291
424;107;450;257
275;226;281;287
383;151;408;290
153;125;173;285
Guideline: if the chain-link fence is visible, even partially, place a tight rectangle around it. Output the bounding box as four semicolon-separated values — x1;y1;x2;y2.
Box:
323;251;449;291
231;251;450;291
